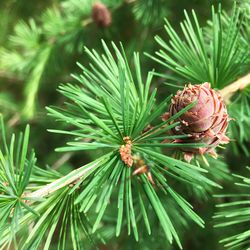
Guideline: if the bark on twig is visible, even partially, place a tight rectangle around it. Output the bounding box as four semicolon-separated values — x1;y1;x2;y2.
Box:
26;161;99;201
220;73;250;103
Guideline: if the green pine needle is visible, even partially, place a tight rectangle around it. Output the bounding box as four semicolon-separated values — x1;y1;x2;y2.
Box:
214;167;250;249
47;41;221;247
148;3;250;88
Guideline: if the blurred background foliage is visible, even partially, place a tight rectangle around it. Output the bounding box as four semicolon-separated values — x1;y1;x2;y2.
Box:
0;0;249;249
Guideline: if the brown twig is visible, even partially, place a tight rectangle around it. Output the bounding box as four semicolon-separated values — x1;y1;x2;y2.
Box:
220;73;250;103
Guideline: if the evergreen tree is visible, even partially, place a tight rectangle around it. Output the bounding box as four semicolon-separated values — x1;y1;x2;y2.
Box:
0;0;249;249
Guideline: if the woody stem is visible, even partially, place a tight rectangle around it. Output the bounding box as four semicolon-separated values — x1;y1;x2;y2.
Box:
220;73;250;102
25;160;100;202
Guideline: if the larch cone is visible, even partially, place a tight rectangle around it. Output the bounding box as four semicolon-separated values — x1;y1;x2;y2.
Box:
165;83;230;162
92;2;112;27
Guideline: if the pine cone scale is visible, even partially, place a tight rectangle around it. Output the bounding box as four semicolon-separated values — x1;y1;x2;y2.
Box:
167;82;230;160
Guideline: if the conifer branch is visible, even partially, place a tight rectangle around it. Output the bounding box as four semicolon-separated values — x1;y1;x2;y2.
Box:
24;72;250;202
1;2;249;249
26;160;100;201
220;72;250;103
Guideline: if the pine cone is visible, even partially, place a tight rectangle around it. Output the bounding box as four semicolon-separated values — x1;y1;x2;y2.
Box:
167;83;230;161
92;2;112;27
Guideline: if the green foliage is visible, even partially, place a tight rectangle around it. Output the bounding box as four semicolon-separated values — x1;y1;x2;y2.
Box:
214;167;250;249
149;4;249;88
0;92;18;115
0;1;249;249
0;0;122;119
0;116;36;244
132;0;169;26
0;116;97;249
0;19;41;73
188;156;232;200
239;0;250;45
148;3;250;157
0;189;94;250
48;41;221;248
228;88;250;156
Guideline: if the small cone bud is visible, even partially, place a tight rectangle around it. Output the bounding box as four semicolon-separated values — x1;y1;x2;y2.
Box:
120;137;133;167
92;2;112;27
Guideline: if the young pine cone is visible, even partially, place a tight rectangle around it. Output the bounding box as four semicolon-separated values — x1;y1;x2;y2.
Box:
92;2;112;27
166;83;230;162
